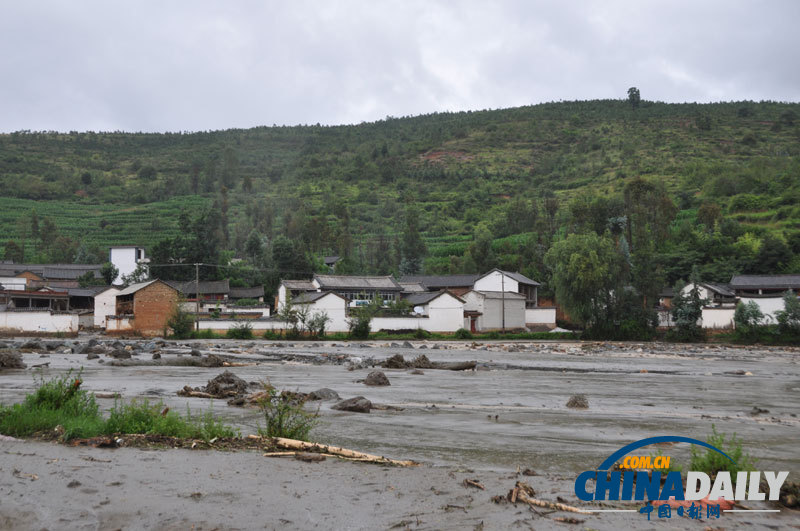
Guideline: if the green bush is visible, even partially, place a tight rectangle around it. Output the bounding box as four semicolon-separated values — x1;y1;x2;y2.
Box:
234;298;259;307
414;328;431;340
226;322;254;339
691;424;757;476
263;330;281;340
728;193;765;213
453;328;473;339
255;385;318;441
167;302;195;339
190;329;219;339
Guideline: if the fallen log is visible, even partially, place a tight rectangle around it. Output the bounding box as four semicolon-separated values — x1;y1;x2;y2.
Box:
176;386;217;399
267;436;417;466
431;361;476;371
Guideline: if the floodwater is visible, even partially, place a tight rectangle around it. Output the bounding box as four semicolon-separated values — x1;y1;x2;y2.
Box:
2;339;798;476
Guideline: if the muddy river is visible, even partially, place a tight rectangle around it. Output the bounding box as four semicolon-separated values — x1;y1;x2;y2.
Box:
2;339;798;476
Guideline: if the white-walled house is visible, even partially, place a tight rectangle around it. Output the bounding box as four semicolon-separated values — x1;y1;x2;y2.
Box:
109;246;148;284
94;286;121;328
462;290;526;332
292;292;349;332
371;291;465;333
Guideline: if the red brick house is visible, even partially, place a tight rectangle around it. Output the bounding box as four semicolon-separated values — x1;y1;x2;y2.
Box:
107;280;178;337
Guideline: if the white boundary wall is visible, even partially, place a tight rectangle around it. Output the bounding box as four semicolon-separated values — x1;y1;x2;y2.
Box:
0;311;79;333
701;307;735;329
525;307;556;327
739;297;786;324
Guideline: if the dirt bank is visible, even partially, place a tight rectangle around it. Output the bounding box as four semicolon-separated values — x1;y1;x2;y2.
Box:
2;439;795;530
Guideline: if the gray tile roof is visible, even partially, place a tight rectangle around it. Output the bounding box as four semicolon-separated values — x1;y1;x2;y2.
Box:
117;280;159;296
43;266;102;280
229;286;265;299
166;279;230;295
293;291;342;304
499;270;540;286
702;282;736;297
399;274;479;289
67;286;108;297
403;291;463;306
2;263;103;279
730;275;800;290
475;269;541;286
314;275;401;291
282;279;316;291
399;282;426;293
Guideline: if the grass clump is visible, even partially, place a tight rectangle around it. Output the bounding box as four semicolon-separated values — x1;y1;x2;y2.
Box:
106;400;237;440
690;424;757;476
0;370;104;440
0;371;236;441
256;384;318;441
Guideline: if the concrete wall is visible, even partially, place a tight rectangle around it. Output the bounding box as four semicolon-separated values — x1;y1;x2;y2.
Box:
94;287;120;328
463;291;525;331
739;296;786;324
106;316;133;333
474;270;518;293
525;307;556;327
198;319;286;332
78;313;93;329
372;297;464;333
701;307;735;329
483;297;525;329
0;311;79;333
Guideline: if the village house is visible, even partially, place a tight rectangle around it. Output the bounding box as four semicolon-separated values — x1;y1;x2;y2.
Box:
462;290;527;332
402;269;556;330
0;288;78;333
106;280;178;336
657;274;800;330
730;274;800;324
277;275;403;309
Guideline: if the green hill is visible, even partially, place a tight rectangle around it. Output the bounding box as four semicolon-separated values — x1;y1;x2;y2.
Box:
1;99;799;295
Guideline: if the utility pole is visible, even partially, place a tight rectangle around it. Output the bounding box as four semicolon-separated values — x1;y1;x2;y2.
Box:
501;272;505;333
195;263;200;331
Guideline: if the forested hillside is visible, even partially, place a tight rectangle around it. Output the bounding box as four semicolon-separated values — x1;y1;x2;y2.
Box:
1;98;799;300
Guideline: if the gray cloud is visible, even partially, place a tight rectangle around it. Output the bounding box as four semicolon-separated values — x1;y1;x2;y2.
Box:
1;0;798;132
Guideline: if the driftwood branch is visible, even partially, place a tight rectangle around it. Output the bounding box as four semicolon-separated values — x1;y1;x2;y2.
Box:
258;436;417;466
517;492;590;515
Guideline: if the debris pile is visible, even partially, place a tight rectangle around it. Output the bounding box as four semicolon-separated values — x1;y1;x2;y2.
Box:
380;354;475;371
0;351;26;369
178;370;251;399
566;394;589;409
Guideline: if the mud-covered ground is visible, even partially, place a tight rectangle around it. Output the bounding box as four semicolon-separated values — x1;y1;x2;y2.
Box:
1;337;798;529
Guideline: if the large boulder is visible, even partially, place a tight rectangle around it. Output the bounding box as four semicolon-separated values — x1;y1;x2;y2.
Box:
109;349;131;359
332;396;372;413
364;370;390;386
307;388;341;401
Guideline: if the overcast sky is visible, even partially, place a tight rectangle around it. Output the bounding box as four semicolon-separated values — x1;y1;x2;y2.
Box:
1;1;798;133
